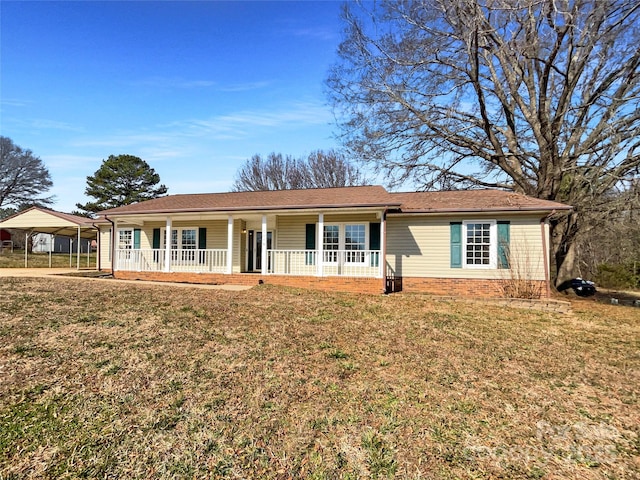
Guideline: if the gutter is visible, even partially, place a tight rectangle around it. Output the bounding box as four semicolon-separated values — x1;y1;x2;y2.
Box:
387;206;573;215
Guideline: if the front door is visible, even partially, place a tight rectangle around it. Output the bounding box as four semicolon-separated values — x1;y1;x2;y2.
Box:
250;230;273;271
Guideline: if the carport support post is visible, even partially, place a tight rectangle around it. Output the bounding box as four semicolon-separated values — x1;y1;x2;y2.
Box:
77;226;81;270
24;233;28;268
49;234;53;268
69;239;73;268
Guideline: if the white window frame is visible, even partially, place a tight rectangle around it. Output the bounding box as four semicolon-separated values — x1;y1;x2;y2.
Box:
117;228;134;261
462;220;497;269
161;227;198;250
162;227;198;262
117;228;134;249
322;223;368;265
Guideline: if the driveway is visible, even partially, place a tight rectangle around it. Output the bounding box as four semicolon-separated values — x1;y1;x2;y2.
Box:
0;268;252;291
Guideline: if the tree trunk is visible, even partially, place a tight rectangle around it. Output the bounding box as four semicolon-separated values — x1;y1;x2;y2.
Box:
550;214;580;287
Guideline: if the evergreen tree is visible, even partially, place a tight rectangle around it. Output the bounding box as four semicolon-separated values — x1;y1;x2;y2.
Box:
76;154;168;214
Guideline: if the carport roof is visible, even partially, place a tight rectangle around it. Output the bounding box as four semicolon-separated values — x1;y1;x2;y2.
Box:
0;207;98;239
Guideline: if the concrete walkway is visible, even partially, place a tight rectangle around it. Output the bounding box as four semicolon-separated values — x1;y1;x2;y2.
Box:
0;268;253;291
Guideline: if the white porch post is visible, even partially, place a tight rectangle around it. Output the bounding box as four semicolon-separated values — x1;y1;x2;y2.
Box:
112;221;118;271
261;215;268;274
227;215;234;274
317;213;324;276
164;217;172;272
49;234;53;268
380;210;386;279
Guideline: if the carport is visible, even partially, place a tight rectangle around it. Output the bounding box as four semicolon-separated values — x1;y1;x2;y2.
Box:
0;207;99;269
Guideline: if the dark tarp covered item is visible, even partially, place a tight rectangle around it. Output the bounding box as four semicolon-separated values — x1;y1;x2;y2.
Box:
558;278;596;297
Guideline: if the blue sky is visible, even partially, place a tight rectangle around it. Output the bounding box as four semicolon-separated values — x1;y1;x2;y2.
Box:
1;1;348;212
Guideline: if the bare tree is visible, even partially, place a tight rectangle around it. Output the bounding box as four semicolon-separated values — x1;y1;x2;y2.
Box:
327;0;640;284
232;150;369;191
0;136;53;209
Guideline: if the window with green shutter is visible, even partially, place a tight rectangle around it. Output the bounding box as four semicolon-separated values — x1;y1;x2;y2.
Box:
497;221;510;269
370;222;380;267
305;224;316;265
450;222;462;268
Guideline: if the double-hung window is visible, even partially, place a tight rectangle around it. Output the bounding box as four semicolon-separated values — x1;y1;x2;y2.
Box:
463;220;496;268
162;227;197;262
344;224;366;263
118;229;133;258
323;223;367;264
323;225;340;263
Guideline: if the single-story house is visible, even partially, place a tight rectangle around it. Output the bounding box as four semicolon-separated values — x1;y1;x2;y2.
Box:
96;186;571;297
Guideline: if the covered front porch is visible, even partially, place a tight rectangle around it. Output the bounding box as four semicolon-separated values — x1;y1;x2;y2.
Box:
108;210;385;280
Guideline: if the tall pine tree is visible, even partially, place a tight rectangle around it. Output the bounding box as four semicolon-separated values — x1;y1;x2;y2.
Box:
76;154;168;215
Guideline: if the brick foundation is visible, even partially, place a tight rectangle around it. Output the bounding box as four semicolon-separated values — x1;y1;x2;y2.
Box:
113;271;385;295
399;276;550;299
111;271;548;298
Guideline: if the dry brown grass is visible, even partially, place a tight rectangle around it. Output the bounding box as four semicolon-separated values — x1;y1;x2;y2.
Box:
1;277;638;479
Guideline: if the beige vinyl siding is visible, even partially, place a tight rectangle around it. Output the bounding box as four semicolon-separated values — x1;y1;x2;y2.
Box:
99;227;112;269
276;213;380;250
386;214;547;280
276;215;317;250
138;220;229;250
1;209;78;229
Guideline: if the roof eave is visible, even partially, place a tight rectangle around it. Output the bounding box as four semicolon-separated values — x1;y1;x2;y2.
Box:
389;205;573;215
100;202;402;217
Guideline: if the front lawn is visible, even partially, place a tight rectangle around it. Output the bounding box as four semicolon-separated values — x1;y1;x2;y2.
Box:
1;277;638;479
0;250;96;269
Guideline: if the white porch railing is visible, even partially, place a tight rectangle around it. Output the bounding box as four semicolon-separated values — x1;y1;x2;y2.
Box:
115;248;227;273
268;249;381;278
116;248;381;278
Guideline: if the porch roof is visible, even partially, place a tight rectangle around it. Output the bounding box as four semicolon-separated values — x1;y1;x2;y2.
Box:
98;186;400;216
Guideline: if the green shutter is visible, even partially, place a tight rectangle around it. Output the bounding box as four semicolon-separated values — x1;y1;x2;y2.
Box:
305;224;316;265
152;228;161;262
450;222;462;268
133;229;141;249
198;228;207;264
497;221;510;269
370;222;380;267
152;228;161;249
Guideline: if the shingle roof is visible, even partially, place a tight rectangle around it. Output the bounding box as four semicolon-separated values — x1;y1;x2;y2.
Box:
0;206;95;226
97;186;571;216
392;189;572;213
99;185;398;215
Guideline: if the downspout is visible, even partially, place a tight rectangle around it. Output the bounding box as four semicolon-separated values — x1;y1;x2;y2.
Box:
105;215;116;274
381;207;388;294
540;211;555;298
